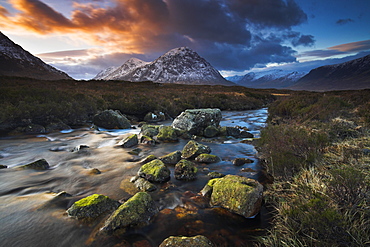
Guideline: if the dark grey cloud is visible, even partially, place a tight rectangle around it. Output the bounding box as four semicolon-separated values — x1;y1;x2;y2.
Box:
336;18;354;25
292;34;315;47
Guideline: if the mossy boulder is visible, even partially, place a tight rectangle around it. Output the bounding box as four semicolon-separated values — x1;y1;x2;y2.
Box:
101;192;158;234
203;175;263;218
182;140;211;159
141;124;160;137
157;126;179;142
207;171;225;179
19;159;50;170
130;176;157;192
93;109;131;129
159;235;214;247
172;108;222;135
204;125;220;138
159;150;182;165
195;154;221;163
174;159;198;181
138;159;170;183
67;194;120;220
118;134;138;148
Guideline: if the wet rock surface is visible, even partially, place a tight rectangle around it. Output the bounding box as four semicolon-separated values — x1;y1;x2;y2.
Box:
159;235;214;247
181;140;211;159
19;159;50;170
174;159;198;181
138;159;171;183
93;109;131;129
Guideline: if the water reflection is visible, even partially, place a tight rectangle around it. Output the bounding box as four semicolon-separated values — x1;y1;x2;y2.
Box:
0;108;269;246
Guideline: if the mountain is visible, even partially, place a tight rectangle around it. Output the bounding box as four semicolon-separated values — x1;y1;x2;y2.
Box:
95;47;234;86
94;58;148;80
0;32;71;80
290;55;370;91
227;69;306;89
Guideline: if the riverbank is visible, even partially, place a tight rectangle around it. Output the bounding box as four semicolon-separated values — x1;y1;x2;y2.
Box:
0;76;275;135
256;90;370;246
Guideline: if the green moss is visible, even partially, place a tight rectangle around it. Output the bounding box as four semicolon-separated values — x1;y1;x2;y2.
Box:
157;126;178;142
138;159;170;183
195;153;221;163
74;194;108;207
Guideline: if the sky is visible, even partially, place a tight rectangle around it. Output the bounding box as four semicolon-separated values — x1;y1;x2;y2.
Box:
0;0;369;79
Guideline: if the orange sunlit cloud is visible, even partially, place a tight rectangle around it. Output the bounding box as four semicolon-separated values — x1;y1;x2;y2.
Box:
1;0;172;54
329;40;370;53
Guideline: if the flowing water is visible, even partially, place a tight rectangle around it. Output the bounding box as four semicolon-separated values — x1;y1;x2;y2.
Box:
0;108;270;247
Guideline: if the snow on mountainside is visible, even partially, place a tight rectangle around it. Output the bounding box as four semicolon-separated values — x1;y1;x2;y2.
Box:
227;69;307;89
95;47;234;86
0;32;71;80
289;54;370;91
94;58;149;80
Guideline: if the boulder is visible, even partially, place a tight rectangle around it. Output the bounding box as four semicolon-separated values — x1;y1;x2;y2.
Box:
141;124;160;137
182;140;211;159
226;127;240;137
172;108;222;135
93;110;131;129
140;135;156;146
118;134;138;148
130;176;157;192
195;154;221;163
159;235;214;247
174;159;198;181
203;175;263;218
19;159;50;170
240;131;254;138
207;172;225;179
232;158;254;166
144;111;166;123
157;126;179;142
67;194;120;220
138;159;171;183
159;150;182;165
140;155;157;164
101;192;158;234
203;125;220;138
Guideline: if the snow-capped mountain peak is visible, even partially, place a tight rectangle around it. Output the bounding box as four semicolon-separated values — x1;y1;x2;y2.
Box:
94;47;234;86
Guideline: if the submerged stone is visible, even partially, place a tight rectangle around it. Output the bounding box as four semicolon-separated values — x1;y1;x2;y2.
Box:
160;150;182;165
232;158;254;166
93;109;131;129
67;194;120;220
195;154;221;163
203;175;263;218
118;134;138;148
182;140;211;159
159;235;214;247
174;159;198;181
140;155;157;165
19;159;50;170
138;159;171;183
101;192;158;234
131;176;157;192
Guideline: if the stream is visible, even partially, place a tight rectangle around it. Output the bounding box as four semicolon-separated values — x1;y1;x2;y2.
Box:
0;108;270;247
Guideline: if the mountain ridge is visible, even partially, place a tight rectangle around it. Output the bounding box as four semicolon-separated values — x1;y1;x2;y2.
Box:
0;32;71;80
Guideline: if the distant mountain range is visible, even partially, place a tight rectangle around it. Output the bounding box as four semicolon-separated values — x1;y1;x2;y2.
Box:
94;47;235;86
227;69;307;89
0;32;71;80
289;55;370;91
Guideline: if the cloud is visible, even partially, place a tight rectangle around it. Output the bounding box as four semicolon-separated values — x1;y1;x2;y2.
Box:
329;40;370;53
336;18;354;25
0;0;314;78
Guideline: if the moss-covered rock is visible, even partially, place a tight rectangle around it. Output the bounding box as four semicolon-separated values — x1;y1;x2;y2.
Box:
141;125;160;137
19;159;50;170
195;154;221;163
138;159;171;183
140;135;156;145
204;125;220;138
118;134;138;148
207;171;225;179
157;126;179;142
159;235;214;247
203;175;263;218
93;109;131;129
130;176;157;192
182;140;211;159
159;150;182;165
101;192;158;234
174;159;198;181
128;148;142;155
67;194;120;220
